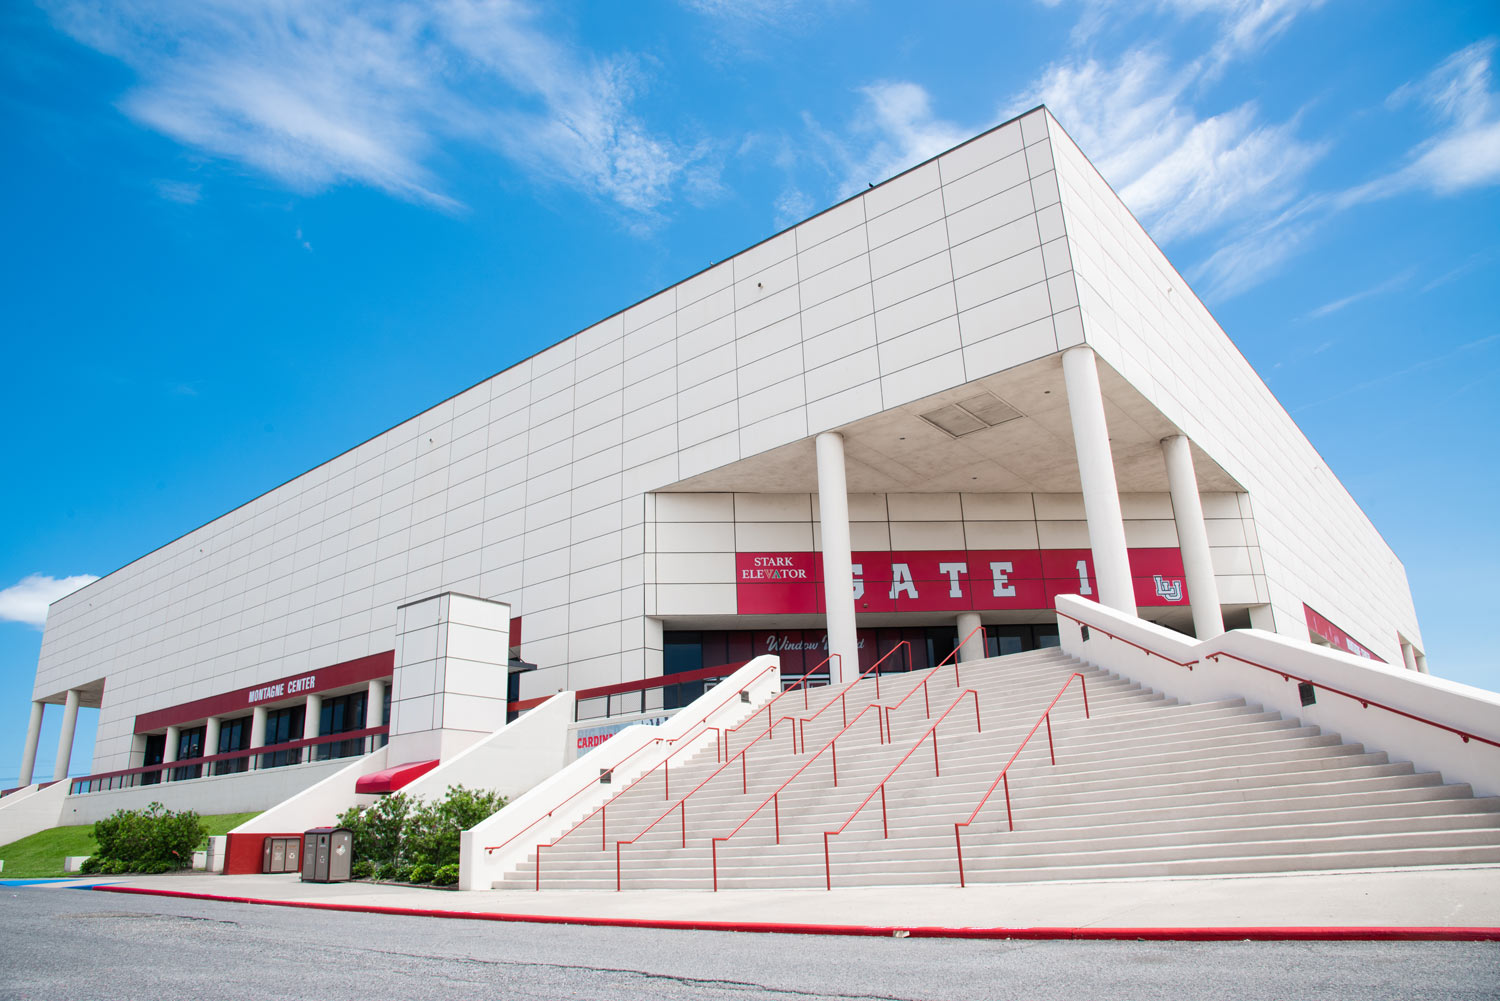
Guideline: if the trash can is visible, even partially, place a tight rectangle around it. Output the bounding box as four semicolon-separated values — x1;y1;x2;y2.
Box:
262;836;301;874
300;827;353;883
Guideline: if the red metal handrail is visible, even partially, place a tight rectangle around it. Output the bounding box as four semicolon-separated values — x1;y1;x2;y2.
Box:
706;701;889;892
1203;651;1500;750
794;642;909;754
1062;608;1500;751
953;672;1090;887
485;662;781;859
823;688;982;889
1056;610;1199;669
724;655;839;759
607;713;799;891
882;625;987;736
531;723;725;864
67;725;391;791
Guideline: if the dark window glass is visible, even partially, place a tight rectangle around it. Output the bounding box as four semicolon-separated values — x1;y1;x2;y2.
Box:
141;733;166;785
214;716;251;775
316;692;368;760
260;706;305;769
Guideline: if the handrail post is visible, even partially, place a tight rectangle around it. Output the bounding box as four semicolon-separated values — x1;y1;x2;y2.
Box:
741;754;748;794
880;786;888;838
535;845;542;891
711;840;719;892
615;843;622;891
932;730;940;777
823;833;832;891
1045;712;1055;766
1081;675;1091;718
954;825;966;888
774;793;780;844
832;741;838;786
601;804;606;850
1003;774;1013;831
973;691;982;733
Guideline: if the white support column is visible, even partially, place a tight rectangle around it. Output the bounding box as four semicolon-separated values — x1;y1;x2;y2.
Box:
304;695;323;741
365;680;386;730
1161;434;1225;640
1062;346;1134;614
19;701;44;787
163;725;181;764
816;432;860;685
955;611;986;664
250;706;267;748
1400;639;1420;673
52;689;81;782
203;717;221;761
1415;652;1430;675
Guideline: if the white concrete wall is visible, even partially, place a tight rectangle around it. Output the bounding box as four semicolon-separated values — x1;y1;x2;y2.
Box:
227;747;389;836
1042;111;1421;663
1056;596;1498;797
59;756;357;826
37;110;1087;776
399;692;574;804
460;655;779;889
0;782;69;845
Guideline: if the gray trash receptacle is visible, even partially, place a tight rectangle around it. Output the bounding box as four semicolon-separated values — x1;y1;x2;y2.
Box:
301;827;353;883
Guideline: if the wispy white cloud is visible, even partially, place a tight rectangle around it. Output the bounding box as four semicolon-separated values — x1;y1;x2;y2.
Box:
154;179;202;204
1303;267;1415;319
44;0;697;217
1043;0;1324;69
0;574;99;629
802;82;972;199
1344;40;1500;204
1012;48;1326;243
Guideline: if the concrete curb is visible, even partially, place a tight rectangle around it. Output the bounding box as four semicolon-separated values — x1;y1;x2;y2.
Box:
89;885;1500;942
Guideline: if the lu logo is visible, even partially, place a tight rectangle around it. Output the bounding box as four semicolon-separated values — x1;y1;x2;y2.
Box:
1153;575;1184;602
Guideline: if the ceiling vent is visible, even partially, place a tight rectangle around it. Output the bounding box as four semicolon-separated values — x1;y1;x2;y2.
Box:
918;393;1023;438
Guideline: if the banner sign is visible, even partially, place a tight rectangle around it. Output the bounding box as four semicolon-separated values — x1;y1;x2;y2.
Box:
574;715;670;757
736;548;1189;614
1303;605;1385;662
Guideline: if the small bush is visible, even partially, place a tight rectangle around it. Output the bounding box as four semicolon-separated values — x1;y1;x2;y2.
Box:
431;864;459;886
350;859;375;880
80;855;104;875
104;858;129;874
406;863;434;884
375;860;399;881
394;863;416;883
336;785;505;875
143;860;173;875
93;802;205;871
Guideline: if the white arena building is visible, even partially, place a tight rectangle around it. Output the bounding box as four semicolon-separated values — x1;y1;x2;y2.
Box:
8;107;1494;884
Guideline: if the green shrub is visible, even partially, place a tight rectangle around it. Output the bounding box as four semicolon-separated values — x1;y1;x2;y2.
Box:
143;860;173;874
375;860;399;881
431;863;459;886
350;859;375;880
406;863;434;884
80;855;104;875
93;802;205;870
104;858;129;874
394;863;416;883
336;785;505;875
402;786;507;870
337;792;410;870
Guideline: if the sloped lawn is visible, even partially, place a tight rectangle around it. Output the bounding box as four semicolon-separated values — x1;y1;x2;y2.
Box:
0;811;260;878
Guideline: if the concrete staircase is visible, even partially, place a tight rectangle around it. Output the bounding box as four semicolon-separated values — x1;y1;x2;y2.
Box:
494;648;1500;890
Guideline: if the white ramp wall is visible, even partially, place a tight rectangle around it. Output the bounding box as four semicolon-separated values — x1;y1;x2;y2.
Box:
461;655;781;889
398;692;574;804
1056;596;1500;797
0;782;69;846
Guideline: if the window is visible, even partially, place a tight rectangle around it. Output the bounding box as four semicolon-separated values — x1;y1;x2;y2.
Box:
170;726;206;781
260;705;305;769
315;691;368;761
214;716;252;775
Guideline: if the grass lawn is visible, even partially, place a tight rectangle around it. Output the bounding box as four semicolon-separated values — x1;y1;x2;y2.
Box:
0;811;261;878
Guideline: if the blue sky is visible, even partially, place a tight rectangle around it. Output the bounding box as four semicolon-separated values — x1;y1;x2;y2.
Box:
2;0;1496;785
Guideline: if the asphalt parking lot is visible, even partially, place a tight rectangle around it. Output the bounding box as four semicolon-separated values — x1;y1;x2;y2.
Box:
3;886;1497;1000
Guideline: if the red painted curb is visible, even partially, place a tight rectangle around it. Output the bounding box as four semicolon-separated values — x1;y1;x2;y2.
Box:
88;885;1500;942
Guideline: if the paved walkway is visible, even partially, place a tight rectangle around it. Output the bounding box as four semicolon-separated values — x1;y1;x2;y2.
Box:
24;865;1500;938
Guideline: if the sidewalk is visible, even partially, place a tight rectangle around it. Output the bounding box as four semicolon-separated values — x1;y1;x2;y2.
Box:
28;865;1500;940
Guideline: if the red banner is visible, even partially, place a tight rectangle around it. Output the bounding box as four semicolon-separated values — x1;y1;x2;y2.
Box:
736;549;1189;614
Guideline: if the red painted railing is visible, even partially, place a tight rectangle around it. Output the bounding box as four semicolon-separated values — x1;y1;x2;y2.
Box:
706;702;890;891
608;714;799;891
1203;651;1500;750
1056;611;1199;669
1060;609;1500;750
67;726;391;794
953;673;1090;887
793;642;910;753
724;655;839;758
881;625;986;736
822;688;982;889
486;662;782;866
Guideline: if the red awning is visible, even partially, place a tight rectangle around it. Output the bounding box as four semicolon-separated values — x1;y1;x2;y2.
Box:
355;759;440;794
